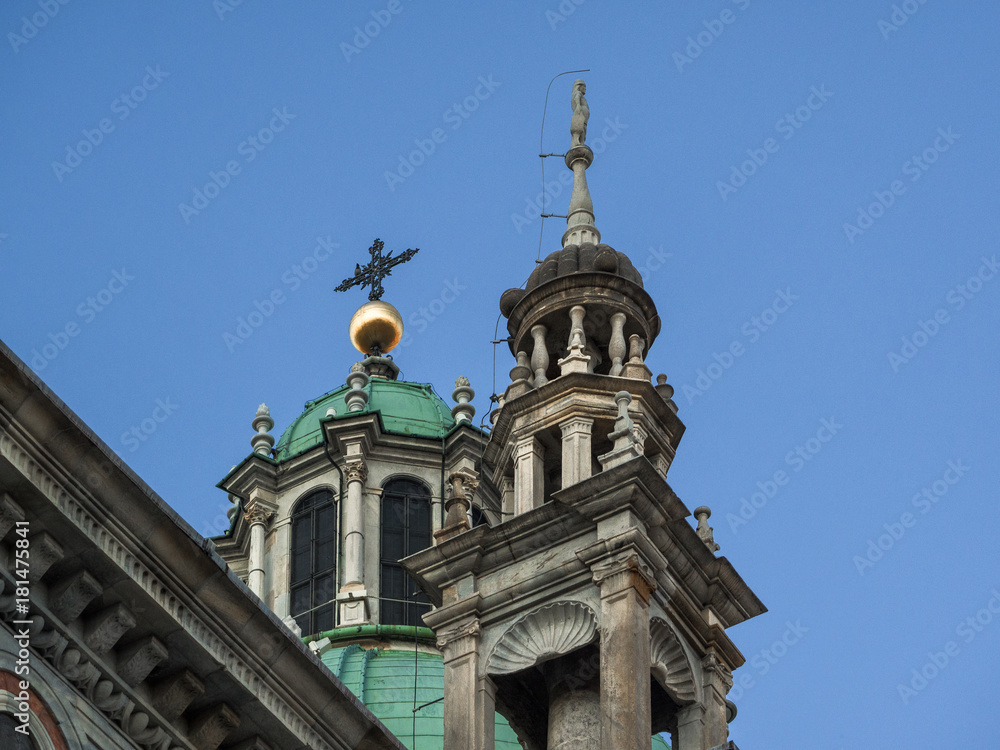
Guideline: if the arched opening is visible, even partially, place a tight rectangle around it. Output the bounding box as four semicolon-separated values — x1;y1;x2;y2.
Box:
380;478;432;626
289;489;337;636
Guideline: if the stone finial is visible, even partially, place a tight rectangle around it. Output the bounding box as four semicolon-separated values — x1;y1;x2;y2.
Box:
655;374;679;414
597;391;645;471
694;506;720;552
250;404;274;457
452;376;476;423
345;363;370;412
564;79;600;248
325;407;337;417
435;469;478;543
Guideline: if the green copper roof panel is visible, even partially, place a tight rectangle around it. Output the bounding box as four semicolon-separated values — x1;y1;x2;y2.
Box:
274;379;456;461
322;644;521;749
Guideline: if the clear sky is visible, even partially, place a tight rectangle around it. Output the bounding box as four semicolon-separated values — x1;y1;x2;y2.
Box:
2;2;998;747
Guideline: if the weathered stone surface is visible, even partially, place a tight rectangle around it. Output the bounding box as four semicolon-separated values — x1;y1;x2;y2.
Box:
84;602;136;654
49;569;103;623
188;702;240;750
151;669;205;721
116;635;168;687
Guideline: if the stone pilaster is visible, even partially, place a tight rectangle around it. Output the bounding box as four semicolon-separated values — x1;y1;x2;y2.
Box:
513;435;545;515
560;417;593;488
592;553;655;750
436;619;495;750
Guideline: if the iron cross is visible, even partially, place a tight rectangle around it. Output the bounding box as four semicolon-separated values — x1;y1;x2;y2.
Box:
335;238;419;301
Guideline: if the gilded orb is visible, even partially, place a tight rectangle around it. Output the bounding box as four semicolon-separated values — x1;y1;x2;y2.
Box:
349;300;404;355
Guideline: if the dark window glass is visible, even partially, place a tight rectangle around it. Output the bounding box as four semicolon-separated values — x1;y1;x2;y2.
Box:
289;489;336;636
0;713;34;750
380;479;432;626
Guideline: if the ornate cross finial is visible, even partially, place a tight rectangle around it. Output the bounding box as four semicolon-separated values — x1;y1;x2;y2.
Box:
334;238;418;301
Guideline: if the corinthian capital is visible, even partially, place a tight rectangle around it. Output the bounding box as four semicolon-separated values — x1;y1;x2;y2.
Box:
435;619;481;650
243;500;275;527
345;459;368;484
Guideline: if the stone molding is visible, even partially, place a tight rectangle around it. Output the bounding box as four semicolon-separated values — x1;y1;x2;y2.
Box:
487;601;598;676
0;426;340;750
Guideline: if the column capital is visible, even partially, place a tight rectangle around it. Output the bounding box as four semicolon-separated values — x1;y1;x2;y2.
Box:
435;618;481;652
701;649;734;693
344;458;368;484
591;551;656;605
243;499;275;528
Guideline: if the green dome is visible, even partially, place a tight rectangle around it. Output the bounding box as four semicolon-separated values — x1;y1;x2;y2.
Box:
275;379;456;461
322;642;522;749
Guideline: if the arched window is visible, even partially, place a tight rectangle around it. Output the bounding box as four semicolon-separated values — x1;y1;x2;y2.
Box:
0;713;35;750
290;489;336;636
380;478;432;626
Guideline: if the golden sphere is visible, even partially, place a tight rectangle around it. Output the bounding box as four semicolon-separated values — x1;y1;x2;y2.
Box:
349;300;404;355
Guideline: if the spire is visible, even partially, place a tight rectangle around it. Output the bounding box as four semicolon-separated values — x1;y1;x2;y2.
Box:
563;79;601;249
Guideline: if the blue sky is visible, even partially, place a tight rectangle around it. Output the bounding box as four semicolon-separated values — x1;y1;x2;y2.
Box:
2;2;998;747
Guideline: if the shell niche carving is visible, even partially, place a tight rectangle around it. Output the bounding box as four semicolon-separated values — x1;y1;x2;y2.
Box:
650;618;698;704
488;601;598;676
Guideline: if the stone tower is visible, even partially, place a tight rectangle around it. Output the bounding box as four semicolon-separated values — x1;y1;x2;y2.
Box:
402;80;766;749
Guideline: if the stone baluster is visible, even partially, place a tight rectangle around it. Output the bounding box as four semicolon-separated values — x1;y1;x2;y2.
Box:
531;324;550;386
558;305;591;375
436;469;478;543
250;404;274;456
622;334;653;381
608;313;626;376
345;362;369;412
506;351;533;400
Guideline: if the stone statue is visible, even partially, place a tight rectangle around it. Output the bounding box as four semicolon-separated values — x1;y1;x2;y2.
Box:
570;79;589;147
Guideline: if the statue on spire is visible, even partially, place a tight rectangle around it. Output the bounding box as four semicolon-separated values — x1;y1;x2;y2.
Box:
570;79;589;148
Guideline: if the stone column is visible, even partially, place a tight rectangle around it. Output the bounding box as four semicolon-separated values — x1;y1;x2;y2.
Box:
243;501;274;599
340;458;369;625
530;324;549;386
436;620;495;750
560;417;593;488
700;651;733;749
593;553;655;750
608;312;627;376
513;435;545;515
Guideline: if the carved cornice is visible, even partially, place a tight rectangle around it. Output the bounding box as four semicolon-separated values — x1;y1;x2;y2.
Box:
0;425;340;750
